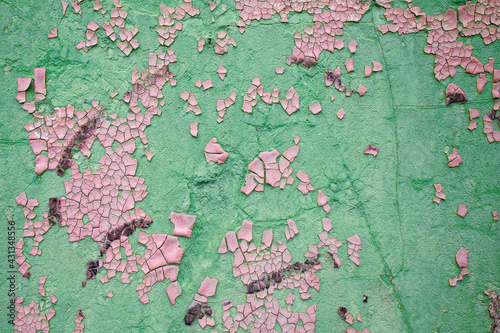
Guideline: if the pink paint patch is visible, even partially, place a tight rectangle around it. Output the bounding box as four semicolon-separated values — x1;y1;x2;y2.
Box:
447;148;463;167
35;155;49;175
190;121;198;137
455;247;469;268
337;108;345;119
262;229;273;247
275;67;284;74
18;77;32;92
47;28;58;38
15;192;28;206
372;61;383;72
322;218;332;232
198;277;219;297
202;80;213;90
364;65;372;78
348;39;357;53
347;234;362;245
317;190;328;206
345;59;354;72
364;144;379;156
160;235;185;264
309;102;322;114
238;219;253;242
457;203;468;217
204;138;228;164
169;212;197;238
357;84;367;96
61;1;68;14
166;282;182;305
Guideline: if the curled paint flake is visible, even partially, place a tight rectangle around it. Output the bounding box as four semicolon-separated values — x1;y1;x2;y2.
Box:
445;83;467;105
364;144;379;156
447;148;463;167
48;28;58;38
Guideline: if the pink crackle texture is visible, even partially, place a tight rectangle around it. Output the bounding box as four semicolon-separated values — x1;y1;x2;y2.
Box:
378;1;500;88
218;217;355;331
241;138;307;195
12;297;55;333
235;0;371;67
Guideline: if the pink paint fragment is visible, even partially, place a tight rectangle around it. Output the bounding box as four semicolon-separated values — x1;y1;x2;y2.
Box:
262;229;273;247
337;108;345;119
198;39;205;52
372;61;383;72
238;219;253;242
225;231;238;252
447;148;462;167
87;21;99;31
345;59;354;72
449;268;470;287
280;87;300;115
285;293;295;305
445;83;467;105
190;121;198;137
275;67;284;74
357;84;367;96
364;144;378;156
34;68;46;96
198;277;218;297
442;9;458;31
433;183;446;203
457;203;468;217
209;1;216;11
202;80;213;90
218;238;228;254
217;65;227;79
348;39;357;53
48;28;58;38
347;234;362;245
477;74;489;94
286;219;298;240
317;190;328;206
18;77;31;92
166;282;182;305
35;155;49;175
169;212;197;238
322;218;332;232
61;1;68;14
204;138;228;164
15;192;28;206
364;65;372;78
469;108;480;120
455;247;468;268
107;291;113;298
309;102;322;114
